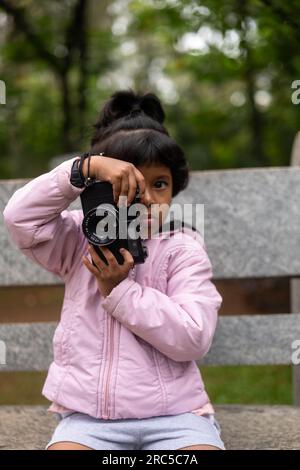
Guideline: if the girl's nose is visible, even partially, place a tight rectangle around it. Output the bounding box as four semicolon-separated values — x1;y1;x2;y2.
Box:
140;188;154;208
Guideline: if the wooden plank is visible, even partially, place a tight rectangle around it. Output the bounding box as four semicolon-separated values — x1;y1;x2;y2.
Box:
0;322;55;371
290;279;300;405
0;314;299;371
201;313;300;366
2;167;300;285
180;167;300;279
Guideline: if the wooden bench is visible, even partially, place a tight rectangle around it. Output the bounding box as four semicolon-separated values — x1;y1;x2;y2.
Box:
1;165;300;450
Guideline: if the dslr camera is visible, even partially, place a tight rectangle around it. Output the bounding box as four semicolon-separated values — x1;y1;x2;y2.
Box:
80;181;148;266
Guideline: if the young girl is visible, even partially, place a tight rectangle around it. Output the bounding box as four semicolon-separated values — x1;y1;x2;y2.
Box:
3;89;225;451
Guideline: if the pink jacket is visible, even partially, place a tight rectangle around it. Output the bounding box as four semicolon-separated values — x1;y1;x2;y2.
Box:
3;157;223;420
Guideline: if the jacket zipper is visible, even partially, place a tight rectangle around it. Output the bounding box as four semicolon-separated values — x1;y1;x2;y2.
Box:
102;265;136;419
150;251;170;415
103;314;114;419
100;231;187;418
100;245;173;419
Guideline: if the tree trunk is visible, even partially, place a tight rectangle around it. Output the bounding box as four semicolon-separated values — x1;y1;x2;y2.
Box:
59;72;72;152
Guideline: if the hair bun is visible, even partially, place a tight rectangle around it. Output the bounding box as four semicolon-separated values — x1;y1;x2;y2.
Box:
95;89;165;128
140;92;165;123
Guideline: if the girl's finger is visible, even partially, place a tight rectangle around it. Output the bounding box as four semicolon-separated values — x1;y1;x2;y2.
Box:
82;255;101;277
118;174;129;207
88;244;107;269
127;172;138;206
99;245;118;267
112;175;121;205
120;248;134;268
132;167;146;199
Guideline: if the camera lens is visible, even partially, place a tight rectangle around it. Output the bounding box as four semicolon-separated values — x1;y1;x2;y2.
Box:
82;203;119;245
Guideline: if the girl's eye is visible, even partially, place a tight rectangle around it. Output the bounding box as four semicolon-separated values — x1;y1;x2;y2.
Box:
154;180;168;189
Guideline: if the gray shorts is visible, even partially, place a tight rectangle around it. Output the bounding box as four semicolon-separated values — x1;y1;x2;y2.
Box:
45;411;226;450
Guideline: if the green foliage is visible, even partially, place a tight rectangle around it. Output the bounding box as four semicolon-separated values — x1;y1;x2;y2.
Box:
200;364;292;405
0;365;292;405
1;0;300;177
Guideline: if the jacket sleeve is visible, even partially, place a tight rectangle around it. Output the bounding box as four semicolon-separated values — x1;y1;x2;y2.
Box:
2;157;86;280
100;242;223;362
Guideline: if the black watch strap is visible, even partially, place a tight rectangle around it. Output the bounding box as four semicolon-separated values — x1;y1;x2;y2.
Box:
70;152;105;188
70;157;85;188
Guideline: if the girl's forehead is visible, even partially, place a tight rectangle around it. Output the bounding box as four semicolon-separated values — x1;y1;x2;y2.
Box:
137;164;171;178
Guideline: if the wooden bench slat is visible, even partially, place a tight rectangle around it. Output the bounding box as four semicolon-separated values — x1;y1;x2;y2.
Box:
201;313;300;365
2;167;300;285
0;322;55;371
1;314;299;371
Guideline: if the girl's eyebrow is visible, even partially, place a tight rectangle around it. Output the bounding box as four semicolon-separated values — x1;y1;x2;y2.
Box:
153;174;171;179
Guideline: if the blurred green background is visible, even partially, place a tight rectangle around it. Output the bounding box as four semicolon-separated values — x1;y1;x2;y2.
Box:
0;0;298;406
0;366;292;406
1;0;300;178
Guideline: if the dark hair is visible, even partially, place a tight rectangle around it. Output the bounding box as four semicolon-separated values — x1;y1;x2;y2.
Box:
89;88;189;197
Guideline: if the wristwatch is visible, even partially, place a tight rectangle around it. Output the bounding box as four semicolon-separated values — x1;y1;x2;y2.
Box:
70;152;96;188
70;152;105;188
70;157;85;188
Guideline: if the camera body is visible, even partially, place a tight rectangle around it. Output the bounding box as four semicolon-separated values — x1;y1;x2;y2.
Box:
80;181;148;266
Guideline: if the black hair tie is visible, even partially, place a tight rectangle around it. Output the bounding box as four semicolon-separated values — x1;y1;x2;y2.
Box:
126;104;142;119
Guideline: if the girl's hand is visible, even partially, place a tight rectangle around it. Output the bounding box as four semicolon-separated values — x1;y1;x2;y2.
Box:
82;244;135;297
82;155;146;208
